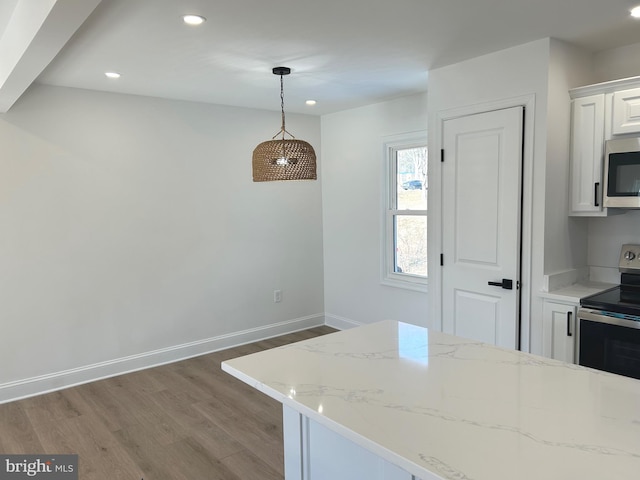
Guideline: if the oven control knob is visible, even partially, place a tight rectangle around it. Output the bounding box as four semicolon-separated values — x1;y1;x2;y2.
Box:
624;250;636;261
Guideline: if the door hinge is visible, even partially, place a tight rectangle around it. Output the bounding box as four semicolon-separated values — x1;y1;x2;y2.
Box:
440;254;444;266
441;149;444;162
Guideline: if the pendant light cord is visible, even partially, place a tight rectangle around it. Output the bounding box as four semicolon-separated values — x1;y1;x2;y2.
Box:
280;74;286;140
272;73;295;140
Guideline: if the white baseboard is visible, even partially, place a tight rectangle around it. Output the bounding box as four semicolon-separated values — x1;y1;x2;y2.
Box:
0;314;325;405
324;313;362;330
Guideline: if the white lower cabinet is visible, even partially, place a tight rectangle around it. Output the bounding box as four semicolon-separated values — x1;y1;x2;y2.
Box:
283;405;421;480
542;300;577;364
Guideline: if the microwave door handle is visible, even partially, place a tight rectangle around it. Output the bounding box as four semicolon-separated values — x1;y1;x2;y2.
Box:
594;182;600;207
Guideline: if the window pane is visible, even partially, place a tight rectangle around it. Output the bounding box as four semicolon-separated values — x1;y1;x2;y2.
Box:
394;215;427;277
397;147;427;210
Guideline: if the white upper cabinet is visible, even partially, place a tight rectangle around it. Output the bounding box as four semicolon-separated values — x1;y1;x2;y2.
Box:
570;94;605;215
612;87;640;135
569;76;640;217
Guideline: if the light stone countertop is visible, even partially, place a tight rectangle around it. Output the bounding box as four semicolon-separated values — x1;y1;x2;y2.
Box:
539;280;616;304
222;320;640;480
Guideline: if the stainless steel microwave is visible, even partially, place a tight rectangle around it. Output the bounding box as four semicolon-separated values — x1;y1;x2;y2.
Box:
604;137;640;208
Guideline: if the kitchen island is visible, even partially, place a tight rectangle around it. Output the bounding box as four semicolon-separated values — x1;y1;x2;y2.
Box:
221;321;640;480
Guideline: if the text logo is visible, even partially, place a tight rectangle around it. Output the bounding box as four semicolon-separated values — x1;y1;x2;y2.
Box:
0;455;77;480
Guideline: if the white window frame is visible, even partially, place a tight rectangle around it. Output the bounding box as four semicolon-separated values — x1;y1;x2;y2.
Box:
381;131;428;292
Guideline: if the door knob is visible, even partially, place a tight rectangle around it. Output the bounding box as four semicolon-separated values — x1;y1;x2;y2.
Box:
488;278;513;290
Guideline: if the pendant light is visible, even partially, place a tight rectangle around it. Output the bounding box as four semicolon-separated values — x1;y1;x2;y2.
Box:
252;67;317;182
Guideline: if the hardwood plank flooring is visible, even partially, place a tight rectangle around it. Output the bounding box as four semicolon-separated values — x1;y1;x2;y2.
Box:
0;326;337;479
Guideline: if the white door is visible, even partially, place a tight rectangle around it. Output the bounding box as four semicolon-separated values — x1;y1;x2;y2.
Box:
441;107;523;349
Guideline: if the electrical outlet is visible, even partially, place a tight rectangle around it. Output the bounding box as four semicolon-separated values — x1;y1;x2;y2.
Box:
274;289;282;303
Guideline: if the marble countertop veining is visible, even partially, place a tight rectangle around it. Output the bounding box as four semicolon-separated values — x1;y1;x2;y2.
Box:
222;320;640;480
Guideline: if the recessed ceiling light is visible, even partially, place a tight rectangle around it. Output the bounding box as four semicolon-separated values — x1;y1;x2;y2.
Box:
183;14;206;25
631;6;640;17
104;72;121;79
306;100;317;106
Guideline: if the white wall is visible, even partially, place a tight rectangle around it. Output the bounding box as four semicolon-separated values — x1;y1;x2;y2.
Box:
544;40;593;274
593;41;640;83
320;93;429;328
0;84;324;401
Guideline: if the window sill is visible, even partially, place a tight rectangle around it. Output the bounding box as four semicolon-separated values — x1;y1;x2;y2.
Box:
381;276;428;293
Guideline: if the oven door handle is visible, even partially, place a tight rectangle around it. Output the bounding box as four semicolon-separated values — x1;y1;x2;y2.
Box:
578;308;640;329
567;311;573;337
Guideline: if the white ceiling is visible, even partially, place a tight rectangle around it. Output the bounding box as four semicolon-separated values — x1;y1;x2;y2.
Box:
2;0;640;115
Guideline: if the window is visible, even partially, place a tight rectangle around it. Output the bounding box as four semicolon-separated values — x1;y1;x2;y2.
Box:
382;134;428;291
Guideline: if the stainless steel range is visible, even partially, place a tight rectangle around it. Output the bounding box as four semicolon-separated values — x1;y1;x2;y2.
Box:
578;244;640;380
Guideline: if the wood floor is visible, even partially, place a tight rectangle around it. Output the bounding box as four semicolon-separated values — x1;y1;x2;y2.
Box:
0;326;337;480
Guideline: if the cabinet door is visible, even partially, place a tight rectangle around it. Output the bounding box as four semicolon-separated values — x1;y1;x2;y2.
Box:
570;95;605;215
612;87;640;135
542;301;576;364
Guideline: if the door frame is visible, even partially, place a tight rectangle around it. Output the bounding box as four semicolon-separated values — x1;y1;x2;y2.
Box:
428;94;535;352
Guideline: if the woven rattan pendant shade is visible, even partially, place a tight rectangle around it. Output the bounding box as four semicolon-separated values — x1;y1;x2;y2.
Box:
253;138;316;181
252;67;317;182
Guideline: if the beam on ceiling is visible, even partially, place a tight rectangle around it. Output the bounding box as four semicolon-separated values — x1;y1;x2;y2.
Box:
0;0;103;113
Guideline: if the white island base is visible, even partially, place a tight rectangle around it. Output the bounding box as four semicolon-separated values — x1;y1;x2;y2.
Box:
283;404;420;480
222;321;640;480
